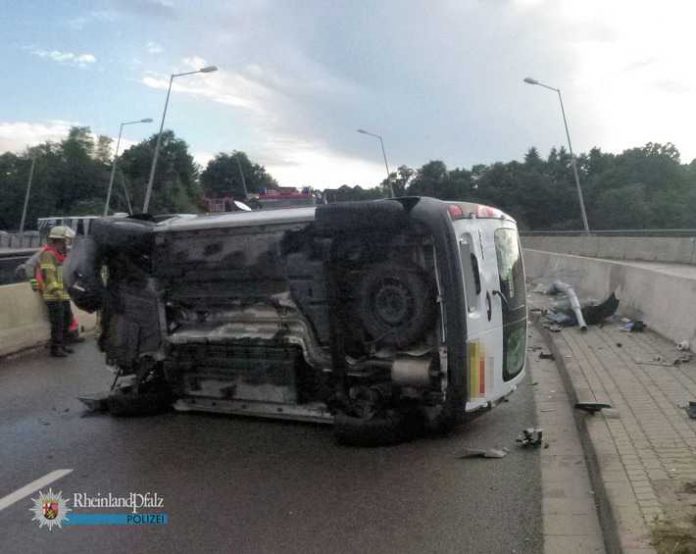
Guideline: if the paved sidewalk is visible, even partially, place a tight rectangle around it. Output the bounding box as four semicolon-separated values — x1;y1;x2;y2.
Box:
537;315;696;553
527;326;605;553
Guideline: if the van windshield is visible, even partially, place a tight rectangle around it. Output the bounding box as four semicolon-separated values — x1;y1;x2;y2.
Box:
494;228;526;379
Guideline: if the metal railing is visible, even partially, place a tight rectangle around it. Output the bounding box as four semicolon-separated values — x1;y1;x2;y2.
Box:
521;229;696;238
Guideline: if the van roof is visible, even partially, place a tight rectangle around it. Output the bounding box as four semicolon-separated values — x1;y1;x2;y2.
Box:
154;207;317;232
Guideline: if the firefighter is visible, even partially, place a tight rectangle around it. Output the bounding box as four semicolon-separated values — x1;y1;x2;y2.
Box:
39;226;76;357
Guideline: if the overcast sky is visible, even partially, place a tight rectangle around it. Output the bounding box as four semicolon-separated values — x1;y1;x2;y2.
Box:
2;0;696;188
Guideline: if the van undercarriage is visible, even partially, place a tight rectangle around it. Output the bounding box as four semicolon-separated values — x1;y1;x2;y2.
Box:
68;198;476;443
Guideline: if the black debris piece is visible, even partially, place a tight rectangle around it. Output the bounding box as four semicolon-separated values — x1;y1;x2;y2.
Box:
687;402;696;420
575;402;612;415
539;352;555;361
582;293;620;325
77;393;110;413
516;428;543;448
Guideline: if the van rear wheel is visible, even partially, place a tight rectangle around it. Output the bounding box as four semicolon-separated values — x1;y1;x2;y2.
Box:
356;263;435;348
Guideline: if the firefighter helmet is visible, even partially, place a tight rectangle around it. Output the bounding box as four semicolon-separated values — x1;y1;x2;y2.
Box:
48;226;76;240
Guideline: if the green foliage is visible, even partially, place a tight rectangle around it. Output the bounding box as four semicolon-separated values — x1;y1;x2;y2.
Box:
398;142;695;231
118;130;200;214
0;129;695;231
200;151;277;198
0;126;220;228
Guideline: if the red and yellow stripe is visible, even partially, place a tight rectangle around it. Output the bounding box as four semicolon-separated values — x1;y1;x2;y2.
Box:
467;341;487;399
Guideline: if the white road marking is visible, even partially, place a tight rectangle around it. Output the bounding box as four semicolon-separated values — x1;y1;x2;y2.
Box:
0;469;73;511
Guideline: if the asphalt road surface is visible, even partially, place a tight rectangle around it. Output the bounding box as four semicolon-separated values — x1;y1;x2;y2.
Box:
0;341;542;554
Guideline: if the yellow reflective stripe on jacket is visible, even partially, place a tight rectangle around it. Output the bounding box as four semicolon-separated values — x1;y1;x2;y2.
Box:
39;250;70;301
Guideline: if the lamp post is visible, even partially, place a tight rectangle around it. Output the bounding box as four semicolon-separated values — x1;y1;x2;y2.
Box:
357;128;394;197
523;77;590;234
104;118;152;216
143;64;218;213
18;156;36;240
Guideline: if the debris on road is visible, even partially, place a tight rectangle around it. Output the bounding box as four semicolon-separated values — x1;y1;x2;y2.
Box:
516;428;543;448
575;402;612;415
546;281;588;331
77;393;109;413
541;281;619;330
620;319;646;332
677;340;690;352
538;352;555;360
687;402;696;420
457;447;509;459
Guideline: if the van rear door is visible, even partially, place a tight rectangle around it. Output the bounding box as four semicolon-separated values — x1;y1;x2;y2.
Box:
455;219;526;409
493;226;527;384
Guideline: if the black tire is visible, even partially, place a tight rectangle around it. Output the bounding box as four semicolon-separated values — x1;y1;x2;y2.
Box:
91;217;155;254
315;200;407;235
333;411;407;446
356;263;435;348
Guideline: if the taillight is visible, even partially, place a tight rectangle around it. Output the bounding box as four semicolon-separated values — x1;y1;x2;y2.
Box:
448;204;464;219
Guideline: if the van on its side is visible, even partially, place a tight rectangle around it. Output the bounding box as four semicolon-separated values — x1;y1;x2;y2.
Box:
66;196;526;444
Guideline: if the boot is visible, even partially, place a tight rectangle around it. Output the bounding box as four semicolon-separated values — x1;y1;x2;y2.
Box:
50;349;68;358
62;346;75;354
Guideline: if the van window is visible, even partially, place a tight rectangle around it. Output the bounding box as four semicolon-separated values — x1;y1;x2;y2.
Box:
459;234;481;312
494;228;526;380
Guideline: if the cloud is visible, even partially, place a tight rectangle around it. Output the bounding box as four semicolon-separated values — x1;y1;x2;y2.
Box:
115;0;176;19
140;55;385;186
0;121;76;153
67;10;119;29
146;41;163;54
193;151;215;168
31;49;97;67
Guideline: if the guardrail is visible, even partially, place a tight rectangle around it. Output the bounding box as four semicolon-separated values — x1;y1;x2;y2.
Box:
0;231;42;249
521;229;696;237
0;250;36;286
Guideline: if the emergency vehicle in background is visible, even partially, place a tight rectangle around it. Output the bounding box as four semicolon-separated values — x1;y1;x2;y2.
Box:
203;187;318;213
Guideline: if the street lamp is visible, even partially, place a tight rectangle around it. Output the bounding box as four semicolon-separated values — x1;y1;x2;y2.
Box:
143;65;218;213
523;76;591;234
18;156;36;241
104;118;153;216
357;128;394;197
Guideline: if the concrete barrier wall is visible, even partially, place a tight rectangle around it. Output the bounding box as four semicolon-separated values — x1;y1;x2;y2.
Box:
0;283;98;357
0;232;42;249
522;236;696;265
524;249;696;348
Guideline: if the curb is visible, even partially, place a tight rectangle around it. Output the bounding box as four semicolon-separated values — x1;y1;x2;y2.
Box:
534;316;623;554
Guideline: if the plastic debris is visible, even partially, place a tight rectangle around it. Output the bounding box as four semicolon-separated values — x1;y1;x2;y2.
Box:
621;320;646;332
687;402;696;420
575;402;612;415
677;341;690;352
538;352;555;360
516;428;543;448
457;447;509;459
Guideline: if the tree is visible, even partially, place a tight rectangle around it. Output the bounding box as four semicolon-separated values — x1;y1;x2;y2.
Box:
201;151;277;198
119;130;201;214
95;135;113;165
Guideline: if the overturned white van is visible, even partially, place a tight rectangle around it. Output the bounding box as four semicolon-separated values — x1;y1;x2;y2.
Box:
66;197;527;444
